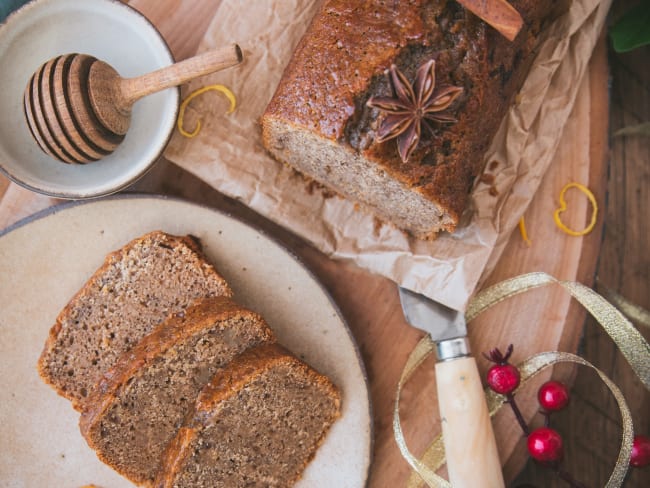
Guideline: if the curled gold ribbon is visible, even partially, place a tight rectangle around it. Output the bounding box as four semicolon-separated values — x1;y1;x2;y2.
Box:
394;271;650;488
467;273;650;387
597;280;650;329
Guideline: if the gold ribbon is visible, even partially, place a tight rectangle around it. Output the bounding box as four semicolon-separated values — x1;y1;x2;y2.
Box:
597;280;650;329
394;272;650;488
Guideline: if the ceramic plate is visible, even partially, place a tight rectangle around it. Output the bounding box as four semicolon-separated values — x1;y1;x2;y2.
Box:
0;195;372;487
0;0;178;198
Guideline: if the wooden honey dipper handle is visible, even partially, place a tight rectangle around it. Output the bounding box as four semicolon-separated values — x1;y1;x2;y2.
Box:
118;44;243;108
88;44;243;135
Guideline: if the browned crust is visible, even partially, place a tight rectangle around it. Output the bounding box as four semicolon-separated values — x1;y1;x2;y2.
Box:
195;343;340;414
261;0;570;236
37;230;233;410
79;296;274;441
155;343;341;488
155;426;194;487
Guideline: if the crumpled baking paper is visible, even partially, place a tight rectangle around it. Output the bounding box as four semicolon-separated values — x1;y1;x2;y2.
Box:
164;0;611;311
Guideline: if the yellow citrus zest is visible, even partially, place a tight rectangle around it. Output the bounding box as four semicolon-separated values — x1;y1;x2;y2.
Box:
553;182;598;237
518;216;531;246
177;84;237;138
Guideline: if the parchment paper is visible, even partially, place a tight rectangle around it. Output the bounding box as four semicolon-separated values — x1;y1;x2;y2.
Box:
164;0;611;310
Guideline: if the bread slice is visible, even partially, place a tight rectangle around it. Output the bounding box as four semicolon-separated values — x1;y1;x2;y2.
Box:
79;296;275;486
38;231;233;410
155;343;341;488
261;0;570;239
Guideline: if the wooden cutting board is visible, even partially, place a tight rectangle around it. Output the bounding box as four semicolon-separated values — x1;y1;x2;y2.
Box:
0;0;609;486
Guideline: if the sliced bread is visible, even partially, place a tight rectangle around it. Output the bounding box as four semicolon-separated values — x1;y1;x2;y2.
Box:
79;296;275;486
155;342;341;488
38;231;233;410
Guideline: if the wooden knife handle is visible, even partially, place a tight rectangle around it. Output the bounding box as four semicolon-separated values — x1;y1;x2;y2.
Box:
435;356;505;488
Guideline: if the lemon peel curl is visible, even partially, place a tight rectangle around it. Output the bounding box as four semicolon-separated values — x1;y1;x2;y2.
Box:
177;84;237;138
553;182;598;237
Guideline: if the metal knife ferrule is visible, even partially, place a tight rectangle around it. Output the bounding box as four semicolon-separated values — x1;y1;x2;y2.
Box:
435;337;471;362
398;286;472;362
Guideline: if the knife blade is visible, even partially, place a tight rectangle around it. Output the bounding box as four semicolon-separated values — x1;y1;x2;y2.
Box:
399;286;505;488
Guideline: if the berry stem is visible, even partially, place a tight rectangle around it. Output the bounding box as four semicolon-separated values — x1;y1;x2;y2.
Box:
555;465;588;488
506;393;530;436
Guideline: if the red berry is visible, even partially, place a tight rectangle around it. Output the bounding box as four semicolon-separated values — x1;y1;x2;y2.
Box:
486;363;521;395
630;434;650;468
538;381;570;412
527;427;564;463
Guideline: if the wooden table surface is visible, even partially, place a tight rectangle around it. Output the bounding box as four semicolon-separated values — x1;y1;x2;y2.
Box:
0;1;647;487
513;1;650;486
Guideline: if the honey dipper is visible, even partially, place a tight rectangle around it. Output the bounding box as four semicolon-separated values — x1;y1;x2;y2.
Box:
23;44;242;164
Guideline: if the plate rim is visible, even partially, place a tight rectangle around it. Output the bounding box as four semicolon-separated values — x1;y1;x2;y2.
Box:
0;192;374;486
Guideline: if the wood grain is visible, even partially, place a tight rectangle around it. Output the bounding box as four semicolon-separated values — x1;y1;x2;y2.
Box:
0;1;646;487
24;53;125;164
65;54;124;155
514;1;650;485
117;44;242;106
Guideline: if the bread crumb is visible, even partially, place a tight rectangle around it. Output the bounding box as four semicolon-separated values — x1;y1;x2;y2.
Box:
372;217;384;235
304;177;336;199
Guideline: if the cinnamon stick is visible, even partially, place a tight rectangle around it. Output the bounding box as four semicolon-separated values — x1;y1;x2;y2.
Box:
456;0;524;41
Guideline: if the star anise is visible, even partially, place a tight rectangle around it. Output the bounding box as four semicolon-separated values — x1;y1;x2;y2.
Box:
366;60;463;163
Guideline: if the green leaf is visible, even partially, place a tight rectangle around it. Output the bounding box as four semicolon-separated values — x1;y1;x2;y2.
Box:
609;3;650;53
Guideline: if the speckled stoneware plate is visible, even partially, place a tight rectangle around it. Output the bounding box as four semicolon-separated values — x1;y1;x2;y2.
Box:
0;0;178;198
0;195;372;487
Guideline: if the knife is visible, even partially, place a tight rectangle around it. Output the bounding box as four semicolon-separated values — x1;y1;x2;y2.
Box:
399;287;505;488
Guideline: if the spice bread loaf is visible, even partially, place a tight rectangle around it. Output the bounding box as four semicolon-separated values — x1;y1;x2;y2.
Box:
155;342;341;488
38;231;233;410
261;0;570;239
79;296;275;486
